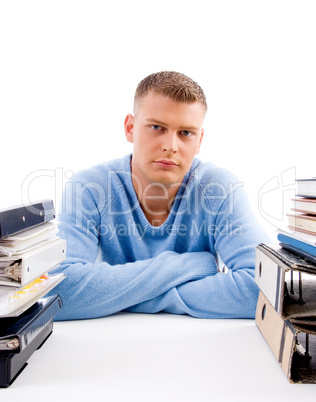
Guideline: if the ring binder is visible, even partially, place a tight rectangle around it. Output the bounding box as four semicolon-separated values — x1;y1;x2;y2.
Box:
0;295;62;387
0;200;55;239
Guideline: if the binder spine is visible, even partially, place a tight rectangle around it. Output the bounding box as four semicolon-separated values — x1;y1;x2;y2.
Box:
0;200;55;239
255;247;284;314
0;295;62;387
17;297;62;352
0;320;54;387
0;296;62;353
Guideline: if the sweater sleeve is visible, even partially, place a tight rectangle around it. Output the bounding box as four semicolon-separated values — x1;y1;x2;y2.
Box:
125;170;270;318
49;169;218;320
125;262;260;318
50;251;217;320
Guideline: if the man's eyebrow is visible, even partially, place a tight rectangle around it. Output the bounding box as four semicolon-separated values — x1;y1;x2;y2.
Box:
144;118;199;131
145;118;168;126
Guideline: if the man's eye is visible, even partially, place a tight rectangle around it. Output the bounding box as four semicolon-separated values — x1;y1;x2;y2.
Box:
151;125;161;131
181;130;193;137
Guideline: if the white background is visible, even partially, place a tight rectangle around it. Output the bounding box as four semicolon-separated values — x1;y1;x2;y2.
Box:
1;0;315;240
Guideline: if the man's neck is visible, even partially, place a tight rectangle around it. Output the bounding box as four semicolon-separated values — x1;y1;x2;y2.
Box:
132;177;181;227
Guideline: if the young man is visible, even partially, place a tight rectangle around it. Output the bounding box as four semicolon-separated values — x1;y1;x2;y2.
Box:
50;71;268;320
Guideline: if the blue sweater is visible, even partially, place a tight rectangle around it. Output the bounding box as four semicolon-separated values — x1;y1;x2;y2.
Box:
50;154;268;320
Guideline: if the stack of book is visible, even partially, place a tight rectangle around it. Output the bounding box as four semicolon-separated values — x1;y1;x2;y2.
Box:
0;200;66;387
277;178;316;264
255;178;316;384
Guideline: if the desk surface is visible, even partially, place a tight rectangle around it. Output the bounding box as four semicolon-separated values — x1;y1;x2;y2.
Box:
3;313;315;401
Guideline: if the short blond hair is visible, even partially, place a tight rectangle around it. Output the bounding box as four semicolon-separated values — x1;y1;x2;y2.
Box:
134;71;207;112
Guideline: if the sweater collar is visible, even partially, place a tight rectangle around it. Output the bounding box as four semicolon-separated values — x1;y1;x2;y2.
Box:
120;154;199;233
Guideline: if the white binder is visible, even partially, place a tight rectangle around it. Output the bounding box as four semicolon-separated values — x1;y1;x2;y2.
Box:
0;237;66;287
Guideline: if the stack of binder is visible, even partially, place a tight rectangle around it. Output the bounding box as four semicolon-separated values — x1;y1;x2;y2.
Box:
0;200;66;387
255;178;316;384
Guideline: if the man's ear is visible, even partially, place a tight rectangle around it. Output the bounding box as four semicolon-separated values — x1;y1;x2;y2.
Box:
124;114;134;143
196;129;204;154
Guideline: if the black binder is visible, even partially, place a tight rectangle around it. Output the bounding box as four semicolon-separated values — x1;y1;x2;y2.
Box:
0;295;62;387
0;200;55;239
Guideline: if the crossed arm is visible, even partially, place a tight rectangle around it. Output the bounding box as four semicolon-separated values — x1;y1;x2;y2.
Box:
50;168;268;321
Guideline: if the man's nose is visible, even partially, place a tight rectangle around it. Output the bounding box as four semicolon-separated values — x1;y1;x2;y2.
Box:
162;132;178;153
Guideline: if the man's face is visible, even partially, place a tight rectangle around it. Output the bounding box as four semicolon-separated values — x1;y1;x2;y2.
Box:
124;92;205;192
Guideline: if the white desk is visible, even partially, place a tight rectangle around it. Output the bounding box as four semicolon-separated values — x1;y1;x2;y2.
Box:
2;313;315;401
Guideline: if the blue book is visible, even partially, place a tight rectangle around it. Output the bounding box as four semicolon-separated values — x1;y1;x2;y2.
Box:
277;233;316;256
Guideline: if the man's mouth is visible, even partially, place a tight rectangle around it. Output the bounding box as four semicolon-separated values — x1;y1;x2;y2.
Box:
154;159;178;167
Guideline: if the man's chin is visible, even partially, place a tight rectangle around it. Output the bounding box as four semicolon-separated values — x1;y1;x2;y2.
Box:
149;173;184;189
